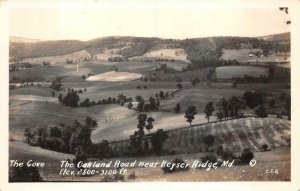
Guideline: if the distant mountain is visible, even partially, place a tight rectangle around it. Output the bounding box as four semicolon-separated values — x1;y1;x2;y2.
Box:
9;33;290;62
258;32;290;42
9;36;42;43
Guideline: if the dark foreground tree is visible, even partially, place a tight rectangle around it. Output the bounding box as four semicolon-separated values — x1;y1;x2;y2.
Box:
9;166;42;182
204;102;214;122
130;114;155;154
254;105;268;117
203;134;215;152
151;129;169;155
184;106;197;126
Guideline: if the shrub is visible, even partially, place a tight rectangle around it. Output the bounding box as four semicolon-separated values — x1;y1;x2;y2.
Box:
200;154;218;164
261;144;269;151
127;172;136;180
239;148;254;164
9;166;42;182
254;105;268;117
220;148;237;161
161;158;189;173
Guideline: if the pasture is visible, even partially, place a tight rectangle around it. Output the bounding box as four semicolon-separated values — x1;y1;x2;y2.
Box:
220;48;262;62
86;71;142;82
22;49;92;65
215;66;269;79
142;48;189;62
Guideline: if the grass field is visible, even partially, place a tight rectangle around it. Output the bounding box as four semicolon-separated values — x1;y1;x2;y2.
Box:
220;48;262;62
216;66;269;79
142;48;189;62
160;83;245;112
9;141;75;181
22;49;91;65
86;71;142;82
125;147;290;181
110;116;290;155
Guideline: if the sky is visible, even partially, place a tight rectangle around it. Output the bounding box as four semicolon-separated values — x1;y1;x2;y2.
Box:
9;7;290;41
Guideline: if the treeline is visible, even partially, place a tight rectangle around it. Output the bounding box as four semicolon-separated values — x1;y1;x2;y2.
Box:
24;117;114;160
58;89;133;108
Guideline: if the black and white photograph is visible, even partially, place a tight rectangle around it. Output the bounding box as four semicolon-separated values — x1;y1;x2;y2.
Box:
1;0;300;190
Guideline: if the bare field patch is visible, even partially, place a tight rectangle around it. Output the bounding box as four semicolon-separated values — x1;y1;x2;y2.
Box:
86;71;142;82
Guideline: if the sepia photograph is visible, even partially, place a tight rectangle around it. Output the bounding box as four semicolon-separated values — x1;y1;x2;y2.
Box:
1;0;299;189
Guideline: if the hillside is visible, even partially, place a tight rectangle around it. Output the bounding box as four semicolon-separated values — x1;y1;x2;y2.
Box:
9;33;290;62
258;32;290;42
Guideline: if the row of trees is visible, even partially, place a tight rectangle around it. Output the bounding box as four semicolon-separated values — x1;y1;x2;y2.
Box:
183;94;270;127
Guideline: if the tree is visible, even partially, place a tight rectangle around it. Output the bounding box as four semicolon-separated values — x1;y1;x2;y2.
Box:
135;95;144;102
69;117;97;153
9;166;42;182
177;83;183;90
239;148;254;164
50;78;62;91
49;125;62;138
228;96;244;118
51;91;55;97
145;117;155;131
24;128;33;144
217;97;228;120
151;129;169;155
137;101;145;112
203;134;215;152
130;114;155;154
254;105;268;117
184;106;197;126
96;140;112;159
216;112;224;121
204;102;214;122
173;103;181;113
127;102;133;109
61;90;80;107
159;91;165;100
58;94;63;103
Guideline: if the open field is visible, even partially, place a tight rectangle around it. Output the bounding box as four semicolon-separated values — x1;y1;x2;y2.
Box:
216;66;269;79
220;48;263;62
8;33;291;182
110;116;290;154
94;48;124;60
9;141;75;181
132;48;189;63
160;83;245;112
86;71;142;82
125;147;290;181
22;49;92;65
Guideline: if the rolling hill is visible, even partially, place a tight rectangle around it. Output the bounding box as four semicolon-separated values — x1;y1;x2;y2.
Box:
9;33;290;63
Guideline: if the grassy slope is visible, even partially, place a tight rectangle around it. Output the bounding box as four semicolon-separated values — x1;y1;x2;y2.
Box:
125;147;290;181
9;141;75;181
215;66;269;79
160;83;244;112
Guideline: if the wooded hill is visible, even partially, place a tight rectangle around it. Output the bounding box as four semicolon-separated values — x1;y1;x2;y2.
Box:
9;33;290;62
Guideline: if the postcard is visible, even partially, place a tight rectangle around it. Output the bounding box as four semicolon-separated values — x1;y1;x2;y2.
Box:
1;0;300;190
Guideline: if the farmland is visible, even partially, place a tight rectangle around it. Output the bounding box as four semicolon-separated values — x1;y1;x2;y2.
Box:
215;66;269;79
9;33;291;182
